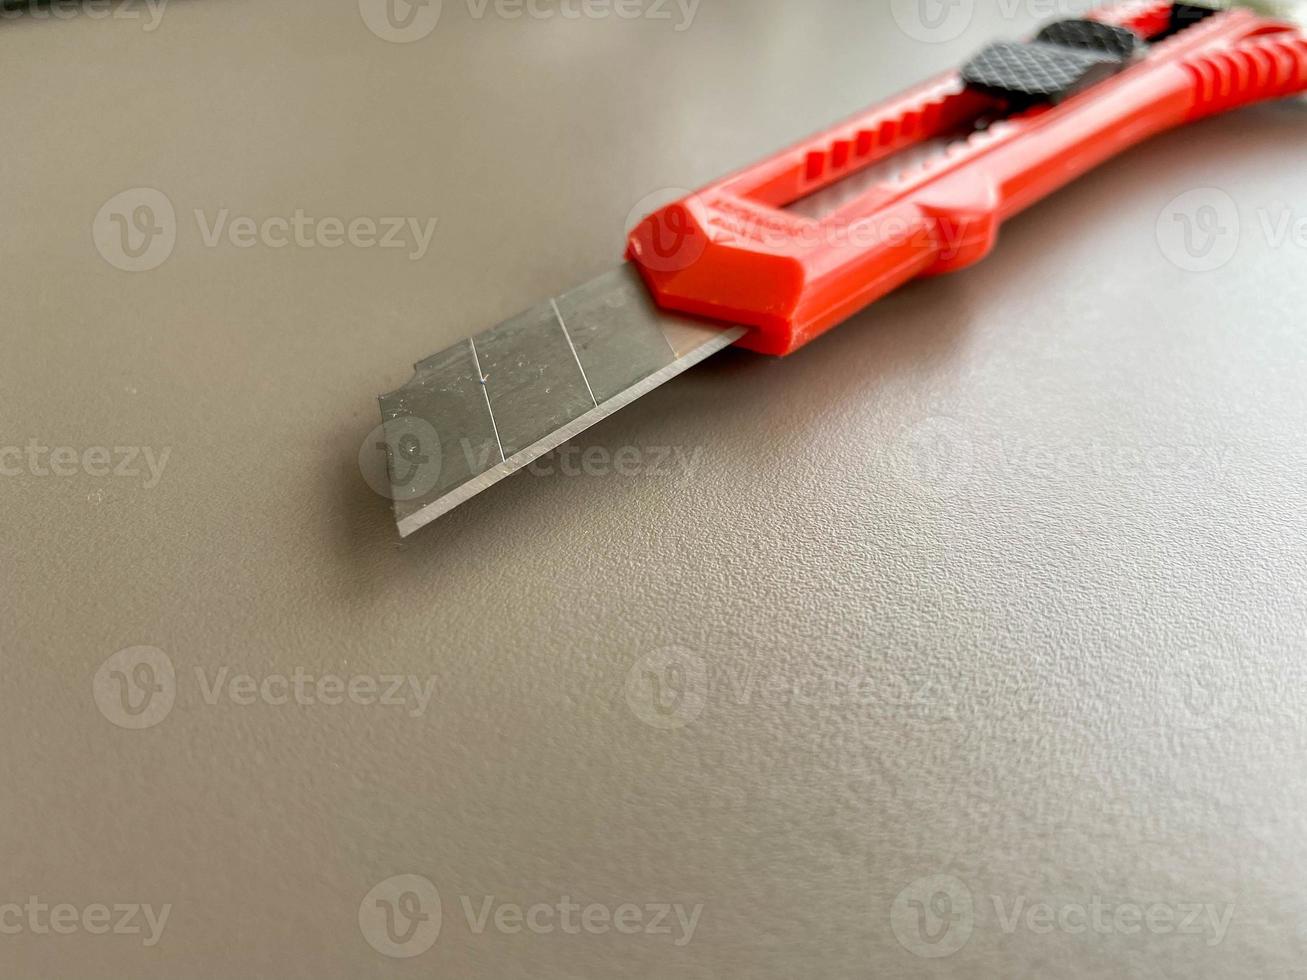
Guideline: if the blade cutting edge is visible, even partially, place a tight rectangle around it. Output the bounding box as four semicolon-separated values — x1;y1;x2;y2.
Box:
378;264;746;537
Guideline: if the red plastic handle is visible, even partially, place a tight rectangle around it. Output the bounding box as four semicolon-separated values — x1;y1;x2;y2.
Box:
626;2;1307;355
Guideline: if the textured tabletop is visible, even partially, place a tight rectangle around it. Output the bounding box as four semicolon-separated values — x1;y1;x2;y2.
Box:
3;1;1307;977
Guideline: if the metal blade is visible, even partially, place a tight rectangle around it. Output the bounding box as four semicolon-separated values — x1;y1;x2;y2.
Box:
378;264;746;537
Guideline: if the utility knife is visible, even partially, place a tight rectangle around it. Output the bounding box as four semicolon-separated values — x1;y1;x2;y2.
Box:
377;0;1307;536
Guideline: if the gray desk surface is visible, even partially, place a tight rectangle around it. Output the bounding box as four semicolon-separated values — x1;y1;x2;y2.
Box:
3;1;1306;977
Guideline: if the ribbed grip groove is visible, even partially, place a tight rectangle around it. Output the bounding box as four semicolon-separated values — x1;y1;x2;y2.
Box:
1183;34;1307;119
800;84;989;185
